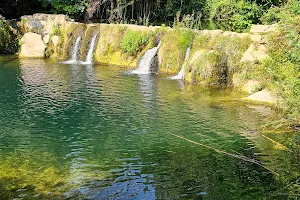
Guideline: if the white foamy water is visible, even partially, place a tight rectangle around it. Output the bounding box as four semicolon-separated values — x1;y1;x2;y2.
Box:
80;34;98;65
62;36;81;64
131;42;161;75
169;47;191;80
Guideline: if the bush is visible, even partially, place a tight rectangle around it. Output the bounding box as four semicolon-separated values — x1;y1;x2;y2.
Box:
0;20;19;54
261;3;300;123
120;30;149;56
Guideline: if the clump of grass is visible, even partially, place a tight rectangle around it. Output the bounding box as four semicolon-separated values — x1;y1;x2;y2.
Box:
187;33;251;86
95;24;127;63
120;30;149;56
160;28;193;72
188;50;221;85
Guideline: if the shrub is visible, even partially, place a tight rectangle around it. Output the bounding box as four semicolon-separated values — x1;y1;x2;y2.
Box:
0;20;19;54
260;3;300;124
120;30;149;56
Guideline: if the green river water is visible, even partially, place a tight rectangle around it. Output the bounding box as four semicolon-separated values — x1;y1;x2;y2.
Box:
0;57;299;199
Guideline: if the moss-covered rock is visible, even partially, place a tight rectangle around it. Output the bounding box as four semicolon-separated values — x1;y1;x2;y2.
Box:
0;20;19;54
159;28;193;73
94;24;156;67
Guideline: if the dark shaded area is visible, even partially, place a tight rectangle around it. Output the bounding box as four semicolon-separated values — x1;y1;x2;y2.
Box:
0;0;50;20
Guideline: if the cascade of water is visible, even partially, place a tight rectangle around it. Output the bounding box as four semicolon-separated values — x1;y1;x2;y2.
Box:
62;36;81;64
169;47;191;80
131;42;161;75
80;34;98;65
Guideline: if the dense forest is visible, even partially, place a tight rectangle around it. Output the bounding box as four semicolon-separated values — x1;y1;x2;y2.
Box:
0;0;298;32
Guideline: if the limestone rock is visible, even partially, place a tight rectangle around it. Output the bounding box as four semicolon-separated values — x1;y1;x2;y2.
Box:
243;80;261;93
235;33;250;39
240;44;268;63
19;32;46;58
202;30;223;37
250;35;262;43
43;34;50;44
223;31;234;37
250;24;277;35
51;36;59;46
21;14;71;34
246;89;276;104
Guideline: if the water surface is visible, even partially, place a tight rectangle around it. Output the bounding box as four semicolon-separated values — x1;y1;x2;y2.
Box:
0;58;298;199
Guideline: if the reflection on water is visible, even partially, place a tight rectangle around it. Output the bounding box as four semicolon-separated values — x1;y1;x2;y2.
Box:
0;58;299;199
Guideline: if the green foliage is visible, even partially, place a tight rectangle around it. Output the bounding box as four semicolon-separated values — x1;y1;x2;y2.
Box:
51;0;88;19
52;23;62;36
260;3;300;123
0;20;19;54
207;0;262;32
160;28;193;72
120;30;149;56
188;34;251;85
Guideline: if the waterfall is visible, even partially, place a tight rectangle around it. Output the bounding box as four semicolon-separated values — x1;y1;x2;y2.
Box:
80;34;97;65
62;36;81;64
169;47;191;80
131;42;161;75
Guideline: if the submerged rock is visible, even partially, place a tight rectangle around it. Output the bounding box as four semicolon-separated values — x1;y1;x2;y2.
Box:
19;32;46;58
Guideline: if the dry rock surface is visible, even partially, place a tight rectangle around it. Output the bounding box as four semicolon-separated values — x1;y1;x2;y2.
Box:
19;32;46;58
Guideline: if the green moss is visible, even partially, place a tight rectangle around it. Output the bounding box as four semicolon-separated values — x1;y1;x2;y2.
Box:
187;32;251;86
188;50;221;85
95;25;156;67
160;28;193;73
120;30;149;56
61;23;86;60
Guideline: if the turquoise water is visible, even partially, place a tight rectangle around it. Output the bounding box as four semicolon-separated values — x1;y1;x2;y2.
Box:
0;58;299;199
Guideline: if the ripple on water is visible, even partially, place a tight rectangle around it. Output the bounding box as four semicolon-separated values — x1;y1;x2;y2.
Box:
0;59;298;199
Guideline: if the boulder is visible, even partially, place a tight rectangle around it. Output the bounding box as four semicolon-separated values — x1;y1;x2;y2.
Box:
250;35;262;43
246;89;276;104
19;32;46;58
51;35;60;46
223;31;234;37
235;33;250;39
43;34;50;44
240;44;268;63
250;24;277;35
21;14;71;35
242;80;261;93
202;30;223;37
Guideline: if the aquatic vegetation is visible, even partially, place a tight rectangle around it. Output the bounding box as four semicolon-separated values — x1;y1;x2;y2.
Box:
0;151;68;199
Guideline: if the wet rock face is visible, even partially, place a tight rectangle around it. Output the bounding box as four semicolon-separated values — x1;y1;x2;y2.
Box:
19;32;46;58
